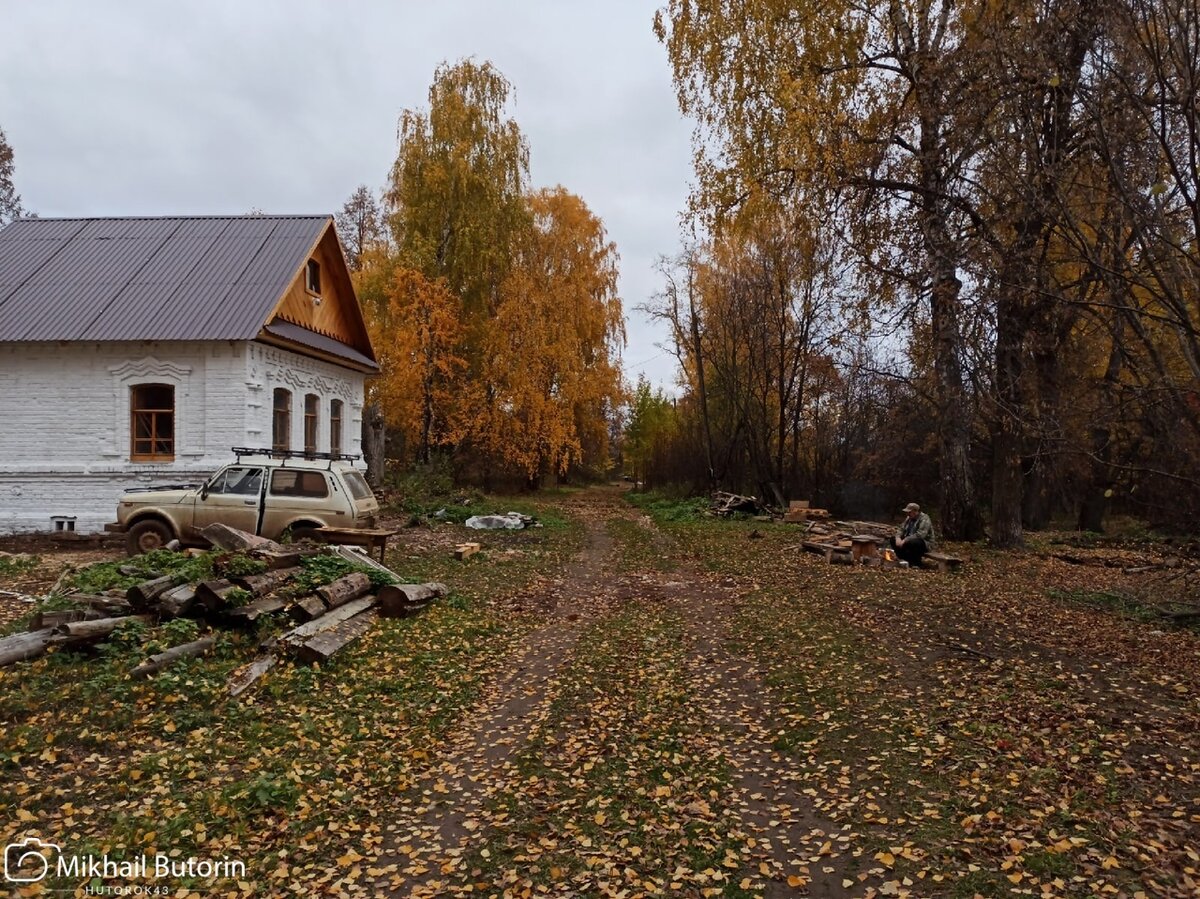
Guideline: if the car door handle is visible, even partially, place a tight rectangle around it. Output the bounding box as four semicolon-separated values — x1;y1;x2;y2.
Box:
243;500;256;506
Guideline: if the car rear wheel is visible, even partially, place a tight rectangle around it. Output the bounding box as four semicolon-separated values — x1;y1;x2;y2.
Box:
127;519;172;556
287;523;321;543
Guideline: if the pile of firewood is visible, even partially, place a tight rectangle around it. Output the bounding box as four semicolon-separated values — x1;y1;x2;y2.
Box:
710;492;769;517
0;524;447;693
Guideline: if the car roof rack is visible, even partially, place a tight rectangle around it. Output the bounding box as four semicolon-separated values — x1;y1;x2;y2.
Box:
231;446;362;469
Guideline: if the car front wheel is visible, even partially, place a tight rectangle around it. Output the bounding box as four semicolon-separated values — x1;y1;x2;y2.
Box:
127;519;172;556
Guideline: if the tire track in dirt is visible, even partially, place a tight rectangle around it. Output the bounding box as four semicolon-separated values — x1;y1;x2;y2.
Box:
376;489;859;896
648;565;854;898
375;496;623;896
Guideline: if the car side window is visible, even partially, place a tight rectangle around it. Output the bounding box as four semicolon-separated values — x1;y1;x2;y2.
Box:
209;467;263;496
269;469;330;498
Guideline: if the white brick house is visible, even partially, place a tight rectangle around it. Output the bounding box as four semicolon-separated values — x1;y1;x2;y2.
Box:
0;215;378;534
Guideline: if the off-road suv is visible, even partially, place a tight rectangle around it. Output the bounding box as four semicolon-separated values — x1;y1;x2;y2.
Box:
107;448;380;555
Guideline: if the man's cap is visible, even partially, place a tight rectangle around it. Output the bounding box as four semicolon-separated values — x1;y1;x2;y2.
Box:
903;502;920;513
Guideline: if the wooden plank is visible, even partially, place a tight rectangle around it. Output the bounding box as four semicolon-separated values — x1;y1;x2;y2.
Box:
283;595;377;643
228;655;278;697
325;544;397;577
925;553;963;573
454;542;480;560
295;609;378;664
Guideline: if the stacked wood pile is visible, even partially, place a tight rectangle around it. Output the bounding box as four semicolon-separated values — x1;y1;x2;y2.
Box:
801;519;895;567
782;500;832;523
710;492;769;517
0;524;449;691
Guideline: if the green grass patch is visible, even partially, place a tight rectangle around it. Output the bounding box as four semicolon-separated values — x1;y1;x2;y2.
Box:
625;490;711;523
1046;587;1161;623
65;549;215;594
0;553;39;578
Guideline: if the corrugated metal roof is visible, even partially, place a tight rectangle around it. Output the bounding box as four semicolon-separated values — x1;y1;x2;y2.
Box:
262;319;380;372
0;215;331;342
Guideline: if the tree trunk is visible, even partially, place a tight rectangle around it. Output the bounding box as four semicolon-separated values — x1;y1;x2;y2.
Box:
990;296;1026;548
687;260;717;490
362;401;386;488
923;198;982;539
1078;320;1125;532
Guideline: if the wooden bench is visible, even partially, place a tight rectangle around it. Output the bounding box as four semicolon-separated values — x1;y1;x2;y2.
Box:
924;552;963;573
312;527;398;562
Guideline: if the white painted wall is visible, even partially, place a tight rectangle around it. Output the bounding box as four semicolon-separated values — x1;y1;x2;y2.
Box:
0;341;365;534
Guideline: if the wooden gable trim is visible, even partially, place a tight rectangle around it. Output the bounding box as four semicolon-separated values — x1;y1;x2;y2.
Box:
260;220;377;363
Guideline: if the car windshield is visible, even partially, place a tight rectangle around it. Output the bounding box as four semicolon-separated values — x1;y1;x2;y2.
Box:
208;466;263;496
341;470;374;500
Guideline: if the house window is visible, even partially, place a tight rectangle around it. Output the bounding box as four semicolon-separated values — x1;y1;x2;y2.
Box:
273;389;291;451
306;259;321;294
330;400;343;456
130;383;175;462
304;393;319;455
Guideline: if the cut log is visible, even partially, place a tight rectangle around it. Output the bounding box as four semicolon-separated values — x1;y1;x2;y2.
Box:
233;567;301;596
126;575;178;609
228;655;277;697
282;595;377;644
32;608;104;629
156;585;197;619
130;636;217;678
295;609;378;664
119;564;153;577
67;594;134;615
316;572;373;609
293;595;328;621
225;596;288;623
851;535;882;563
195;579;241;613
454;542;481;561
0;629;56;666
252;549;304;570
377;582;448;618
53;615;153;642
201;523;280;553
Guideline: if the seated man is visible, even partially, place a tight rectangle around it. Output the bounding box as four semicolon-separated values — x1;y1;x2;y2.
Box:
892;502;934;567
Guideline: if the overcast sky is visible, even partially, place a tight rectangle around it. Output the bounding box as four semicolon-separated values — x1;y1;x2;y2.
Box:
0;0;691;388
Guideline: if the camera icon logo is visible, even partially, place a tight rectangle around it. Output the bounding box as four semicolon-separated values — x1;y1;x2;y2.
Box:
4;836;59;883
